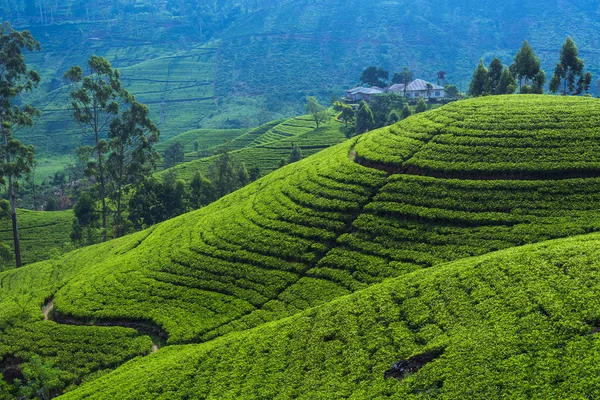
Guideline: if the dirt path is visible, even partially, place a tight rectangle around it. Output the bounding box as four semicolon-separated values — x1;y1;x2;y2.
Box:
42;297;163;353
42;298;54;321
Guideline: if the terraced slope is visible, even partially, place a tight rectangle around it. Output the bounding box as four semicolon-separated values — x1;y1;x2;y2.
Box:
61;232;600;399
158;115;345;182
3;96;600;397
19;40;218;155
0;209;73;267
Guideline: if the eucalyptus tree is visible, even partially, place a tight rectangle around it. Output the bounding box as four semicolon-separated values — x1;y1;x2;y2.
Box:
64;56;128;242
107;101;160;238
549;36;593;95
0;22;40;268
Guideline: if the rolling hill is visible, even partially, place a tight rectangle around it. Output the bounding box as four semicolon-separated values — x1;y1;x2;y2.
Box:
2;95;600;398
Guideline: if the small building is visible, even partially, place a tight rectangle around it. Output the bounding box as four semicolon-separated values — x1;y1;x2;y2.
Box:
387;79;445;99
346;86;385;102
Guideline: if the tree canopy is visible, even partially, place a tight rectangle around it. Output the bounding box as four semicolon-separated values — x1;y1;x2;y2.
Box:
549;36;593;95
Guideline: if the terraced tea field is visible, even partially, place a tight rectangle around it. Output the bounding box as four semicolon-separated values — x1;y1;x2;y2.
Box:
3;96;600;399
158;114;346;182
0;209;73;267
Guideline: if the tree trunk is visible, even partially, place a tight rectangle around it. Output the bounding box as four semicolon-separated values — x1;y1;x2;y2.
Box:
99;154;107;242
10;177;22;268
3;131;22;268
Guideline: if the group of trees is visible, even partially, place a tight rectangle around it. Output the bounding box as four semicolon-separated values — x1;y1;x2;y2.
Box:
470;37;593;97
335;93;428;138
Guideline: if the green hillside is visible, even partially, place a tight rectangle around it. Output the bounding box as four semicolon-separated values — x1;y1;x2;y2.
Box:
158;114;346;182
61;232;600;399
3;96;600;398
0;210;73;267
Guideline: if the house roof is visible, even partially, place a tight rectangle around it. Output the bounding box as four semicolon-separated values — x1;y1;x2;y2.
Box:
405;79;444;91
346;87;385;95
387;84;405;92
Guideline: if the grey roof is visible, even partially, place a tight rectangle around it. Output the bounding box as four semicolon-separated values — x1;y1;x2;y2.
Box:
346;87;385;95
387;83;406;92
405;79;444;91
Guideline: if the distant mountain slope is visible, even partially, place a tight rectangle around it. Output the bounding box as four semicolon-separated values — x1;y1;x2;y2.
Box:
61;231;600;399
8;0;600;156
216;0;600;103
3;96;600;397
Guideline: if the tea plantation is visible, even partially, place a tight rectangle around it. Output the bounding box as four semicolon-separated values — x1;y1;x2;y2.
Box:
0;210;73;267
61;232;600;399
158;114;346;182
3;95;600;398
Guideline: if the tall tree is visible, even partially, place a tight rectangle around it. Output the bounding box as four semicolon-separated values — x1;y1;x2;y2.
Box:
305;96;328;128
64;56;127;242
162;141;185;168
106;101;160;238
497;67;517;94
339;103;354;126
211;149;236;198
510;40;542;93
288;144;303;163
549;36;593;95
0;22;40;268
355;101;375;135
188;170;214;209
487;58;504;95
400;67;413;97
360;66;389;87
469;59;488;97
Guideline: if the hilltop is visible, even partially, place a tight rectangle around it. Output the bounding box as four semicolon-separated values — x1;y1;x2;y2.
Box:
3;96;600;398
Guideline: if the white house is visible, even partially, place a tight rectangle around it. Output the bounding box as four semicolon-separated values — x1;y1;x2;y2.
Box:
386;79;445;99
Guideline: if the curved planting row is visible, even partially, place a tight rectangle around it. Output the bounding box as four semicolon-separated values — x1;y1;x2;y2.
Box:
355;95;600;179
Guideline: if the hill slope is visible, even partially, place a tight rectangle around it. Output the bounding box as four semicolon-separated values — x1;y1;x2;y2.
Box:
3;96;600;397
61;231;600;399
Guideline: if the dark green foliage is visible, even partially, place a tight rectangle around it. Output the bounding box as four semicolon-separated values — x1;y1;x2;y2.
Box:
511;40;545;93
107;101;160;238
497;67;517;95
188;171;214;209
360;66;389;87
393;67;413;96
487;57;504;94
339;104;355;126
415;98;428;114
64;56;127;242
444;84;459;98
211;150;237;198
369;93;404;128
469;59;488;97
162;142;185;169
288;144;303;163
355;101;374;135
550;36;593;95
401;104;412;119
386;110;400;126
127;175;185;229
71;193;98;245
14;355;64;400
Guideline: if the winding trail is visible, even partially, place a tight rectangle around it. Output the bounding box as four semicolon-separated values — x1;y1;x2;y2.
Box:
41;297;165;353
